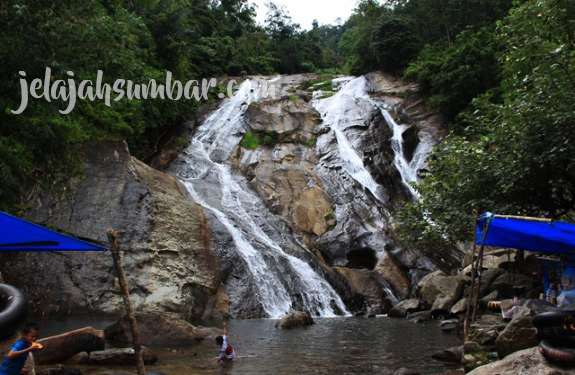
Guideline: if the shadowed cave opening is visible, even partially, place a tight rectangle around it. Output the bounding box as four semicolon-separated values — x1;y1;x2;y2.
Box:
346;247;378;270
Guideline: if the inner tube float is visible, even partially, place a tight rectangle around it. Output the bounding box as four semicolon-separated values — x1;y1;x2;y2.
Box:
0;284;29;339
533;310;575;365
539;336;575;365
537;326;575;340
487;300;501;312
532;310;575;329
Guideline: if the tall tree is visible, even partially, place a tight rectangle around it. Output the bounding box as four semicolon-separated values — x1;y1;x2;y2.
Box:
396;0;575;248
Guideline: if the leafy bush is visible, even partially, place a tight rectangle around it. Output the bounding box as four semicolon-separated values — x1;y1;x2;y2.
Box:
240;131;260;150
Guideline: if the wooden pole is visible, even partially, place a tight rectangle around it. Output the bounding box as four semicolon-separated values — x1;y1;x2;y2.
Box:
470;216;493;324
464;210;479;338
493;214;553;223
107;229;146;375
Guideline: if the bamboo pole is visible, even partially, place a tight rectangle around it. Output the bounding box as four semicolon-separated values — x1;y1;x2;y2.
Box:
470;216;493;323
107;229;146;375
494;214;553;223
464;210;479;338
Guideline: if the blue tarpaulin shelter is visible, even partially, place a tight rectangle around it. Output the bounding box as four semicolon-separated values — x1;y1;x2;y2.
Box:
476;212;575;254
0;211;106;251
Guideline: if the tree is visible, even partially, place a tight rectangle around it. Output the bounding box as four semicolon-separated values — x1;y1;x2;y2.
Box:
396;0;575;247
404;27;503;124
339;0;387;74
371;13;421;74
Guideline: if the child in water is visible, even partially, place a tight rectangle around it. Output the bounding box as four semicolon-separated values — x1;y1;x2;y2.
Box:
0;323;43;375
215;322;235;363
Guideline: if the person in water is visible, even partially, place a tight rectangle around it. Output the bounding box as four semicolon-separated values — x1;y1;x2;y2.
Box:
0;323;43;375
215;321;235;363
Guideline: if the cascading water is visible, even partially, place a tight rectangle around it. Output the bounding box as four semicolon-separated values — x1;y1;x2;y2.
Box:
375;101;433;199
169;78;348;318
313;76;434;200
313;78;385;202
311;76;438;304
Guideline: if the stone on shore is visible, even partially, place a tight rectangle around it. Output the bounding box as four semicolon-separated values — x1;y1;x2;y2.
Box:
388;299;425;318
495;307;538;358
466;346;573;375
37;364;83;375
104;311;206;346
71;347;158;365
34;327;105;365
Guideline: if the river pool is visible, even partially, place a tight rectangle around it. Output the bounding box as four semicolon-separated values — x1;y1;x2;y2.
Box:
33;315;463;375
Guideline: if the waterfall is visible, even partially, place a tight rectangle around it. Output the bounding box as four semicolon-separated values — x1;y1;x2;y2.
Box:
169;74;437;318
378;105;433;199
313;77;385;201
170;78;348;318
313;76;434;199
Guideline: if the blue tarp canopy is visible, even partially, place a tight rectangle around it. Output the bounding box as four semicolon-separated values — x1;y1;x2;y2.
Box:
476;212;575;254
0;211;107;251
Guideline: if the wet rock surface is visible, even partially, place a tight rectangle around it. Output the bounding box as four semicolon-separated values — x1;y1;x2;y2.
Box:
3;141;220;318
35;327;105;365
104;312;206;346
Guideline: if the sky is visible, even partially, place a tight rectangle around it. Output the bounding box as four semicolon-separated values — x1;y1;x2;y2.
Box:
249;0;359;30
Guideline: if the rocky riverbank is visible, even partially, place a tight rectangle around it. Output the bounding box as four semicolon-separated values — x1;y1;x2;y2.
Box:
388;246;575;374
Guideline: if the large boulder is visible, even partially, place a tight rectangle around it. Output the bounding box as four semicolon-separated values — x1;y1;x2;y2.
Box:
466;346;573;375
104;312;206;346
244;97;322;144
2;141;221;319
431;346;463;363
276;310;315;329
492;273;540;298
237;144;334;237
477;268;507;299
495;307;539;358
375;254;411;300
34;327;105;365
450;298;468;314
388;299;425;318
334;267;393;315
418;271;468;307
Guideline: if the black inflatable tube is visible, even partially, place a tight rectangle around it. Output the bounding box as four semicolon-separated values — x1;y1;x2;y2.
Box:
532;310;575;329
537;325;575;340
539;337;575;365
0;283;29;339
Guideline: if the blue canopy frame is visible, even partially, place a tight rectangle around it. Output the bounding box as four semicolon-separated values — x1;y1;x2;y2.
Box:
0;211;107;251
476;212;575;254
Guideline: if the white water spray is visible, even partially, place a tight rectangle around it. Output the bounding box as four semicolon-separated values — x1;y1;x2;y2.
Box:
173;78;347;318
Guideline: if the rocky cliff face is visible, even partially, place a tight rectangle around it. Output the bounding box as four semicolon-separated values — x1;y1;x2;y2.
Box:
3;72;463;319
3;141;225;319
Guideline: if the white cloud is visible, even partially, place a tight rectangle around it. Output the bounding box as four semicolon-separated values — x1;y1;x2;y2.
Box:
250;0;358;30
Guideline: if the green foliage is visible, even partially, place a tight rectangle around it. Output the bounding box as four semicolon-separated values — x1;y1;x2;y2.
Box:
264;2;341;73
339;0;387;75
396;0;575;247
404;27;504;124
324;210;335;221
0;0;346;211
240;131;260;149
371;14;421;74
306;137;318;147
261;131;278;146
174;136;190;147
304;77;334;91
